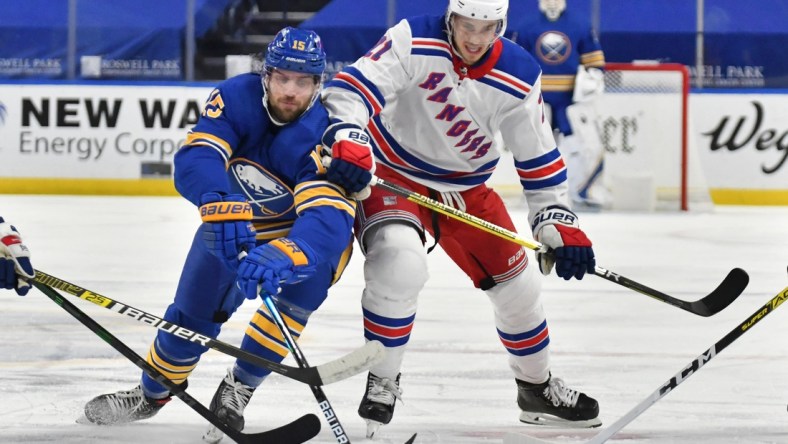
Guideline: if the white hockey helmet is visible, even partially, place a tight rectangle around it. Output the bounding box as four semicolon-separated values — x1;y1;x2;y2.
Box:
446;0;509;40
539;0;566;21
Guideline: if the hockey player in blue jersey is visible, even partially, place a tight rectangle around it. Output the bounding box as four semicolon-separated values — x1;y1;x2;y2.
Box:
321;0;600;437
82;27;357;442
509;0;608;208
0;217;35;296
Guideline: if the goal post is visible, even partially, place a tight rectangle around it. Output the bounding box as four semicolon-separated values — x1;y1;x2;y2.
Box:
599;62;711;211
489;61;712;212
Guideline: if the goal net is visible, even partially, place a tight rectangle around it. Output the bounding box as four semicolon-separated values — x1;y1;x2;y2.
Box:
599;62;712;211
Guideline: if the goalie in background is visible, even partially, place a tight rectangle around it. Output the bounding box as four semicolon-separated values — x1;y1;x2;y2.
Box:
81;27;358;443
509;0;609;209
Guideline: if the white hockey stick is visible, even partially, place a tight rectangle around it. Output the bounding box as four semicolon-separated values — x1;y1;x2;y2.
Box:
503;285;788;444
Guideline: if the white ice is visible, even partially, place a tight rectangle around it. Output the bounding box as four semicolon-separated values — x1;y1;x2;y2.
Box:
0;195;786;444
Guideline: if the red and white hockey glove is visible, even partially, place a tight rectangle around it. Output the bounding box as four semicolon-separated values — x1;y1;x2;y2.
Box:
0;217;35;296
532;206;595;280
321;123;375;200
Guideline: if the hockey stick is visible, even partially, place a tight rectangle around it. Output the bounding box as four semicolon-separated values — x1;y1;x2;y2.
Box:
260;292;353;444
503;284;788;444
32;281;321;444
260;292;420;444
372;176;748;317
33;270;384;386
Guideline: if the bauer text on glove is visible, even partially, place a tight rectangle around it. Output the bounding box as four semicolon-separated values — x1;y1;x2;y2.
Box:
532;206;595;280
236;237;319;299
198;193;256;269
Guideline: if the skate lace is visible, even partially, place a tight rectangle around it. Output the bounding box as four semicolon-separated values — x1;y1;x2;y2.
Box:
106;387;147;416
219;375;254;414
543;378;579;408
367;375;403;406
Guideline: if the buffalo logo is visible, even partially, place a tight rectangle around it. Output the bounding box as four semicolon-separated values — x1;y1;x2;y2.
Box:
0;102;6;126
536;31;572;65
229;159;294;218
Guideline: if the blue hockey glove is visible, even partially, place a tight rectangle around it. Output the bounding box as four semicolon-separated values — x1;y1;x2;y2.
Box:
0;217;35;296
198;193;256;270
321;123;375;200
532;206;595;280
237;237;318;299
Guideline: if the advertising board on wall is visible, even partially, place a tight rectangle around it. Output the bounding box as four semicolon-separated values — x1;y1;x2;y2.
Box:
0;83;213;193
0;84;785;205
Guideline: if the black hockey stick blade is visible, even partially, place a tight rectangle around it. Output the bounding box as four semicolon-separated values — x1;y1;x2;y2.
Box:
405;433;418;443
33;281;321;444
594;266;749;316
33;270;384;386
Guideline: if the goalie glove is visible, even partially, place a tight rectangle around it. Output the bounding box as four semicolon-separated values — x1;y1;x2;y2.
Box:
236;237;319;299
531;206;595;280
572;66;605;103
0;217;35;296
321;123;375;200
198;193;256;270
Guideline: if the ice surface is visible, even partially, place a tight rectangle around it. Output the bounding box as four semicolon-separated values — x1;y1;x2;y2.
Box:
0;195;786;443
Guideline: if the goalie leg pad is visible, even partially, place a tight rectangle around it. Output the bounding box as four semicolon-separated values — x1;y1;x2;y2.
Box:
361;222;428;378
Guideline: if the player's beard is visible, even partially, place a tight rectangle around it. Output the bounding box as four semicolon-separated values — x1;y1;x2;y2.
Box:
269;95;309;123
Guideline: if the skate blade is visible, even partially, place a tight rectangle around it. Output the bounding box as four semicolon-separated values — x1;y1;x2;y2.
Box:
519;411;602;429
202;425;224;444
365;419;384;439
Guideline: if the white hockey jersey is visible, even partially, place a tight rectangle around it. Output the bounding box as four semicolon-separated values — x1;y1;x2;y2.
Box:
322;15;571;220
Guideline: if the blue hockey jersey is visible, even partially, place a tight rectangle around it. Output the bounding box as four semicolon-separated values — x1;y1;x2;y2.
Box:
509;11;605;101
174;73;355;270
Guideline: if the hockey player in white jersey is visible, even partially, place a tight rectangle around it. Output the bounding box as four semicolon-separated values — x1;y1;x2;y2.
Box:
0;217;35;296
321;0;601;437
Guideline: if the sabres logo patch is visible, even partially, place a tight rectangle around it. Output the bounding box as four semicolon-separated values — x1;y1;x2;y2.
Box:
229;159;294;219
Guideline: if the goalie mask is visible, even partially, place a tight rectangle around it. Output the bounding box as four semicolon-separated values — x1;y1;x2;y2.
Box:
262;27;326;125
539;0;566;21
445;0;508;62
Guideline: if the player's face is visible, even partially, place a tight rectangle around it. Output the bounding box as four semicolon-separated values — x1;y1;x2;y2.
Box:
451;15;500;65
265;68;319;123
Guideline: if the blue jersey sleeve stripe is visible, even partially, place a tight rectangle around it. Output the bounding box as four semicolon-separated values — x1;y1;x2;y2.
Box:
521;170;567;190
411;48;453;62
477;76;527;100
515;148;562;170
324;81;375;117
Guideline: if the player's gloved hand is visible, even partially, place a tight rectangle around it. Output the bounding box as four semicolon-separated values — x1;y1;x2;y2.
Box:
237;238;318;299
532;206;595;280
198;193;256;270
321;123;375;200
0;217;35;296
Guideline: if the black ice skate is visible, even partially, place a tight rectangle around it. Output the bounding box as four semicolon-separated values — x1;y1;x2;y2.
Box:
203;369;256;444
358;372;402;438
516;376;601;428
83;384;173;425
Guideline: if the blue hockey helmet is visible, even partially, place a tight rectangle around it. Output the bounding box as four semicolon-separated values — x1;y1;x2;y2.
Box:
264;27;326;76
